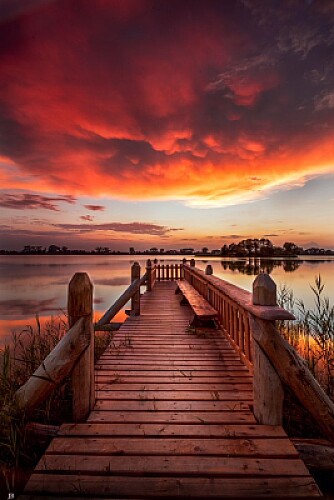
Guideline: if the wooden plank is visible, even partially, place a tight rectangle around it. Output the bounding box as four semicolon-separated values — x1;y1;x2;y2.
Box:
100;352;242;360
96;360;245;367
22;475;322;498
95;368;249;374
176;280;218;318
34;455;309;477
95;376;252;384
94;400;252;411
21;281;321;500
88;410;256;424
95;383;253;391
46;437;299;457
59;423;287;438
95;390;253;401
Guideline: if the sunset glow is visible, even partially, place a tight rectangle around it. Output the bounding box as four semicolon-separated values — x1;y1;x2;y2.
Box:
1;0;334;250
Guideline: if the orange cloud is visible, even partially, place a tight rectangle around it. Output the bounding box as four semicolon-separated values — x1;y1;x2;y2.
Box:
0;0;333;208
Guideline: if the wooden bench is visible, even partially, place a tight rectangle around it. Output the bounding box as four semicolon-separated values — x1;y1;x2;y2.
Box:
175;280;218;327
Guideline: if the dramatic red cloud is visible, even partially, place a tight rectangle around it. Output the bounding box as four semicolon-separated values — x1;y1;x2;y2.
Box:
0;0;333;206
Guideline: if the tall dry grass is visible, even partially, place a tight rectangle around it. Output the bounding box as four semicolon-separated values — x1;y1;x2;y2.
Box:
278;275;334;400
0;314;113;497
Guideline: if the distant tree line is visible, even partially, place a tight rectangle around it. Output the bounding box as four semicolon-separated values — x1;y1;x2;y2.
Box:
0;238;333;256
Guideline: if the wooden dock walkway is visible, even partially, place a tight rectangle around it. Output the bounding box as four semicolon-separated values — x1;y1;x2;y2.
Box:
21;280;322;499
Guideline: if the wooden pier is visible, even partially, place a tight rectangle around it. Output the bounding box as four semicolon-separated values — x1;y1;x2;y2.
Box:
17;261;334;498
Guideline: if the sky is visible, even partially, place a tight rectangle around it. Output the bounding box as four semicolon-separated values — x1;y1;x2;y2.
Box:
0;0;333;251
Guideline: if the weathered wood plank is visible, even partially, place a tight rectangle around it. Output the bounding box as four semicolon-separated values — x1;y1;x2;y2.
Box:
22;281;321;499
15;317;88;415
59;422;286;438
95;374;252;381
22;475;322;498
94;400;252;411
34;455;309;477
95;383;253;391
88;410;256;424
176;280;218;319
95;368;249;375
46;437;299;457
95;390;253;401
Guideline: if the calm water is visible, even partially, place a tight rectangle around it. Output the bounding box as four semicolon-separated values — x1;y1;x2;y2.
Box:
1;255;334;347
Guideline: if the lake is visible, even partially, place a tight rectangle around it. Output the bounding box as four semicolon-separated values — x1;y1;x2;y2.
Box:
1;254;334;347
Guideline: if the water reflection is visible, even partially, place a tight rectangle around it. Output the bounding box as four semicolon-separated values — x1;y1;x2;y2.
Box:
0;255;334;347
219;258;302;275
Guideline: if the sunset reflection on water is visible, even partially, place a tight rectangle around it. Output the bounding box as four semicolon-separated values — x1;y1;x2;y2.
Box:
1;255;334;348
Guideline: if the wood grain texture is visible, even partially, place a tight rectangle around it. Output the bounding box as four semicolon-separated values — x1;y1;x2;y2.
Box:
21;281;321;499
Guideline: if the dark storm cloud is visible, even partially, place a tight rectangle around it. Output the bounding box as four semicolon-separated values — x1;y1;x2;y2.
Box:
84;205;105;211
80;215;94;221
0;0;333;204
0;0;55;23
0;193;76;210
53;221;183;236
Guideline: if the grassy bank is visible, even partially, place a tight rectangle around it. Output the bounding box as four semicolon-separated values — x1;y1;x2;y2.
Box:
0;315;113;498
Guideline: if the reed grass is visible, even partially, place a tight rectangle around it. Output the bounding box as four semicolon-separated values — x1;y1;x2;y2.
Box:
0;314;113;497
278;275;334;400
0;277;333;496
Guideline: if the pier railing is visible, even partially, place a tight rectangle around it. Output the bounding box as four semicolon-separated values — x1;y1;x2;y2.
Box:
15;263;148;422
15;258;334;442
181;261;334;442
145;259;183;291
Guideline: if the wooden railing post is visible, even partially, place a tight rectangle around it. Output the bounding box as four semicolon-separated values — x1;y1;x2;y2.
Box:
181;258;186;279
131;262;141;315
146;259;152;291
251;273;284;425
253;272;276;305
190;258;195;267
68;272;94;422
205;264;213;275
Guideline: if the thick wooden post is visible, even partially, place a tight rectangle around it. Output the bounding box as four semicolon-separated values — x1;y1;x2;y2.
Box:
253;273;276;305
190;258;195;267
251;274;283;425
68;272;94;422
205;264;213;275
146;259;152;291
131;262;141;315
181;258;186;279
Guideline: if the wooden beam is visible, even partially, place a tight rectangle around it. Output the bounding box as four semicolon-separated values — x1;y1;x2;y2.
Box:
292;438;334;471
131;262;141;315
96;274;147;326
251;315;334;443
68;272;94;422
252;324;284;425
251;275;284;425
15;317;87;414
184;265;294;321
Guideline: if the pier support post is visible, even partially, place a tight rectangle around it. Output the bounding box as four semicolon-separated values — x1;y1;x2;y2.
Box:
251;273;284;425
146;259;152;292
68;272;94;422
131;262;141;315
205;264;213;275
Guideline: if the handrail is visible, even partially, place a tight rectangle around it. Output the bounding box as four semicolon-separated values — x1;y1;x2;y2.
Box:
96;273;147;326
15;316;88;415
183;264;294;321
146;260;183;291
15;264;147;422
251;315;334;442
182;262;334;442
